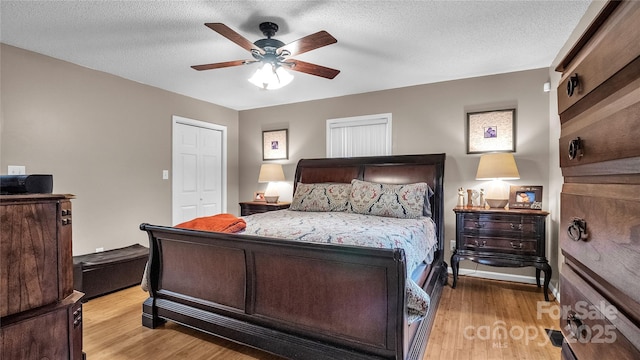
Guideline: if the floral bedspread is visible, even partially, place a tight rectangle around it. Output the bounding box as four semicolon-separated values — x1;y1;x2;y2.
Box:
241;210;438;321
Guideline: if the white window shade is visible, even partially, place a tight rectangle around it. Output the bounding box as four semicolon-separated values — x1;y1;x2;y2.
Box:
326;114;392;158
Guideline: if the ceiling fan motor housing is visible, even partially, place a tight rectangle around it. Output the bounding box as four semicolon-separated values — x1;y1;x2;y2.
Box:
253;23;286;63
259;22;279;38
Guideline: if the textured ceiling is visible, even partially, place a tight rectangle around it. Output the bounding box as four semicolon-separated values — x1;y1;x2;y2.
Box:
0;1;592;111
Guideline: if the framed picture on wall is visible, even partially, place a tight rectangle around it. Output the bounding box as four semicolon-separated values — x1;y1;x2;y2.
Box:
263;129;288;160
466;109;516;154
509;185;543;210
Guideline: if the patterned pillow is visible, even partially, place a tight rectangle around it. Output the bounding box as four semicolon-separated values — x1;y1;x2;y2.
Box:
348;179;427;219
290;183;351;212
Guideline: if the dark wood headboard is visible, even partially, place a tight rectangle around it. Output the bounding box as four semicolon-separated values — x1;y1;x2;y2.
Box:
293;154;446;252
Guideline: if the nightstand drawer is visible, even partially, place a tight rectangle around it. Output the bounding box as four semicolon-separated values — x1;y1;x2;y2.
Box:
462;215;537;236
240;202;290;216
461;235;537;255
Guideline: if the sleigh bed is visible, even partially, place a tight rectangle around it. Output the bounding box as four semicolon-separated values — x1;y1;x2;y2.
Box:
140;153;447;360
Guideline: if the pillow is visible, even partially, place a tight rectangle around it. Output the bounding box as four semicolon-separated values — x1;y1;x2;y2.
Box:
348;179;428;219
290;183;351;212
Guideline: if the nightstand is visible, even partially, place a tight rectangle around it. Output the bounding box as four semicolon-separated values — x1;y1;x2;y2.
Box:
239;201;290;216
451;207;552;301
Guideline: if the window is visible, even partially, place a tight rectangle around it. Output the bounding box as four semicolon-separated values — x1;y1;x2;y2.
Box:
326;113;392;157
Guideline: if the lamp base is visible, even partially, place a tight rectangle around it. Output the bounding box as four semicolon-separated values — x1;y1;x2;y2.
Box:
264;195;279;204
485;199;508;208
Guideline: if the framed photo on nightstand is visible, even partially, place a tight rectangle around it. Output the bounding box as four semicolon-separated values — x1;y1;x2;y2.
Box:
509;185;543;209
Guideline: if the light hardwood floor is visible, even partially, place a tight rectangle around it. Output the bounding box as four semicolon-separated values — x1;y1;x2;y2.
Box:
83;275;561;360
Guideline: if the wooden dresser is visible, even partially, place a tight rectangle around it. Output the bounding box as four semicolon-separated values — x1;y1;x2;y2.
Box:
555;1;640;359
451;207;551;301
0;194;84;359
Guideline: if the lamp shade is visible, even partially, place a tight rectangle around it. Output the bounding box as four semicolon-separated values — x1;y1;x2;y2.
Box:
475;153;520;180
258;164;285;183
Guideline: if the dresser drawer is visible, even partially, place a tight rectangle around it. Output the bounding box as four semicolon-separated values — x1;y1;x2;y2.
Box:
560;183;640;323
559;61;640;173
560;267;640;360
462;214;538;235
461;235;536;255
557;1;640;115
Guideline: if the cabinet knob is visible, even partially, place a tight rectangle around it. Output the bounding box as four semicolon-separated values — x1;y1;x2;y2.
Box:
567;73;580;97
568;137;583;160
567;218;588;241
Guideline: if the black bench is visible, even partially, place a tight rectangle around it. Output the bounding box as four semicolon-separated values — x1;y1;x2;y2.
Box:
73;244;148;300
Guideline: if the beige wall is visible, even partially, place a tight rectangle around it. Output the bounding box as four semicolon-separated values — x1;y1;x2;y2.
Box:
0;44;240;255
239;68;552;281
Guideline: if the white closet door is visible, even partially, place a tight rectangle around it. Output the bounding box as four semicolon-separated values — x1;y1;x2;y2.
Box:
172;116;226;225
327;114;392;158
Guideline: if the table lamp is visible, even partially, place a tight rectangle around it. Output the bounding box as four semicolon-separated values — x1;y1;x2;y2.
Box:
475;153;520;208
258;164;285;203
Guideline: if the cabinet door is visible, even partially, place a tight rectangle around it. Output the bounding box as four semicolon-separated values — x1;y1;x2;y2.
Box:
1;306;70;359
0;201;59;316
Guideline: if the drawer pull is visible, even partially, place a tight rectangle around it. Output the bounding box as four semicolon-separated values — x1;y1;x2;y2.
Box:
510;241;523;249
567;218;588;241
568;137;583;160
510;223;523;230
567;311;587;340
474;240;486;248
567;73;579;97
474;222;485;229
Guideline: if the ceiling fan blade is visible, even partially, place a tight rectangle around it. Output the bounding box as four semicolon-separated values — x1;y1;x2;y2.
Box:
277;31;337;57
205;23;264;54
286;59;340;79
191;60;256;71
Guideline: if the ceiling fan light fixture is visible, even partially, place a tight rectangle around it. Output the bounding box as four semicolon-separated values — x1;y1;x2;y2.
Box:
248;63;293;90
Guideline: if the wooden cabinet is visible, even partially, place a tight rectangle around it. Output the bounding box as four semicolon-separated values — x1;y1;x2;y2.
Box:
451;207;551;301
0;194;84;360
239;201;290;216
556;1;640;358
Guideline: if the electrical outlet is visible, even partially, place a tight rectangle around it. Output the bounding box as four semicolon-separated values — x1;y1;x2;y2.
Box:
96;247;104;252
450;240;456;251
8;165;25;175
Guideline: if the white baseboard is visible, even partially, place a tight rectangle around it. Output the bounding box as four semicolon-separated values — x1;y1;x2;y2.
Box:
447;267;559;302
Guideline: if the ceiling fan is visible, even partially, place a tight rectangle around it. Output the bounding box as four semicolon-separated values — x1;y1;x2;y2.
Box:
192;22;340;88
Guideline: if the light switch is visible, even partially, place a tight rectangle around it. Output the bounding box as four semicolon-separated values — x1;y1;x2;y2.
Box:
162;170;169;180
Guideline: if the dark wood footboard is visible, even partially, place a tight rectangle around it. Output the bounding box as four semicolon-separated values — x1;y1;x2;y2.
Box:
141;224;446;360
141;154;447;360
